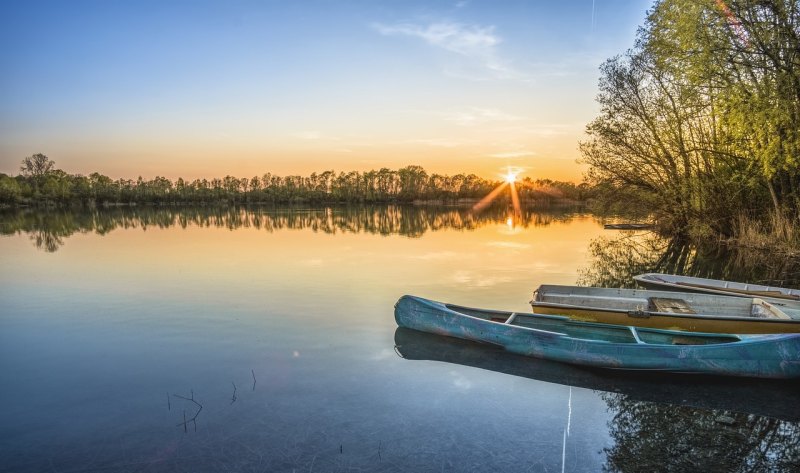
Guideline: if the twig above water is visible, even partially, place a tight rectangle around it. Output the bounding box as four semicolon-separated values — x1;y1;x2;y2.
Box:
174;390;203;432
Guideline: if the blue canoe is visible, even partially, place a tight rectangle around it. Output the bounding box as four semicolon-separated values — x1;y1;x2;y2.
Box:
394;295;800;379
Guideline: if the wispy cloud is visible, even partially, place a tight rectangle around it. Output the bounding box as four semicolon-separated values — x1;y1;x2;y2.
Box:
292;131;343;142
526;125;574;137
372;21;525;80
405;138;463;148
373;21;499;56
487;150;536;159
443;107;522;126
300;258;324;266
292;131;322;140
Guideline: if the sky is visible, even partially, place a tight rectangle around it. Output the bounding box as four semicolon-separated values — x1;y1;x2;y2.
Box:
0;0;653;182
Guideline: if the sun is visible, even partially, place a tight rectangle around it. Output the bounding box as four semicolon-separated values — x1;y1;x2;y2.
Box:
504;170;519;184
473;166;525;216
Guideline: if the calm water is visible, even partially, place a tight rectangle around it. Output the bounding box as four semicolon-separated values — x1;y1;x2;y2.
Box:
1;206;799;472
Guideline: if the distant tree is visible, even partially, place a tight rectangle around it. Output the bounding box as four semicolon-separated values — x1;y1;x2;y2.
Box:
20;153;55;179
20;153;55;196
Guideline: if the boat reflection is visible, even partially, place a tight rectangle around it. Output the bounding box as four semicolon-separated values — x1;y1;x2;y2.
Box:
394;327;800;421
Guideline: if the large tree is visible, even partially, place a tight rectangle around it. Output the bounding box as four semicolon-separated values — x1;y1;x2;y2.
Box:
582;0;800;238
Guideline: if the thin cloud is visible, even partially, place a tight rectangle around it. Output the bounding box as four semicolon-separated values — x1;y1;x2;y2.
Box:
292;131;322;140
487;151;536;159
300;258;324;266
405;138;463;148
526;125;573;137
400;107;524;126
443;107;523;126
292;131;341;141
372;21;499;56
372;21;525;80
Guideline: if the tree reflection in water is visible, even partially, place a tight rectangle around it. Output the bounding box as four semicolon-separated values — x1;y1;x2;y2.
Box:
602;394;800;472
28;230;64;253
580;233;800;289
569;232;800;471
0;204;585;252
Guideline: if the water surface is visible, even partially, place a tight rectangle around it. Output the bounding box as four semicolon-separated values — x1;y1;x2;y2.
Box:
1;206;799;472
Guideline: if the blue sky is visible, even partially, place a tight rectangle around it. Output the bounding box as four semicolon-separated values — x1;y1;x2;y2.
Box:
0;0;653;181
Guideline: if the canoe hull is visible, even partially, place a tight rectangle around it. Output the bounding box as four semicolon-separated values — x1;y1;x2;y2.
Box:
395;295;800;379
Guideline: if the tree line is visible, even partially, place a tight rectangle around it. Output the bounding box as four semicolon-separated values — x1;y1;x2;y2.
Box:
0;154;589;206
582;0;799;246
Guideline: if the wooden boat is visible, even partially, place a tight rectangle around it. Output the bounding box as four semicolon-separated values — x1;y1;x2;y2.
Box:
531;285;800;334
394;295;800;379
394;327;800;421
634;273;800;308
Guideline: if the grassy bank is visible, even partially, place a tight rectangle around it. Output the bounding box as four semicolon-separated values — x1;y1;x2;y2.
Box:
730;213;800;257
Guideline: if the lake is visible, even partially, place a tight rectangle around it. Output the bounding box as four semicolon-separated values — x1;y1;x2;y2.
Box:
1;205;799;472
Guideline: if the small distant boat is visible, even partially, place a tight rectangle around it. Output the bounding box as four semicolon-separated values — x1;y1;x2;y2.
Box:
394;295;800;379
603;223;653;230
634;273;800;308
531;285;800;334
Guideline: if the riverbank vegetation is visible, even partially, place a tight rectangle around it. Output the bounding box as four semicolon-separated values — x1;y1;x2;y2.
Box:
582;0;799;252
1;156;588;207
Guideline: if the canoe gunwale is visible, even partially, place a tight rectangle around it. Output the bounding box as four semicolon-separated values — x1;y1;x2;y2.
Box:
414;297;750;346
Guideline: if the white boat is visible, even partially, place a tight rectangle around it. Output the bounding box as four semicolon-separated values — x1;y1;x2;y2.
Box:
633;273;800;309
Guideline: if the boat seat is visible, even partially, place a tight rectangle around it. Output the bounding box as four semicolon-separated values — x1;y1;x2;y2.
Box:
751;299;792;320
647;298;697;314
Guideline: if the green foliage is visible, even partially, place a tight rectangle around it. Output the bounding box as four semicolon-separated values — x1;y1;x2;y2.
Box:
1;159;587;207
0;173;22;204
583;0;800;238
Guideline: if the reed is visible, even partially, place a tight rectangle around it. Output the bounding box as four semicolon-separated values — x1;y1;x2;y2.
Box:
732;212;800;256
